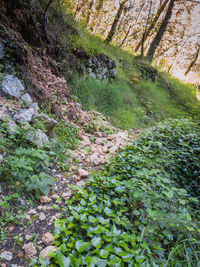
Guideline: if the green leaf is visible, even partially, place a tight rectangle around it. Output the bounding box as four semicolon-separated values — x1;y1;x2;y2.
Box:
57;252;70;267
92;237;102;248
75;240;90;252
100;249;109;259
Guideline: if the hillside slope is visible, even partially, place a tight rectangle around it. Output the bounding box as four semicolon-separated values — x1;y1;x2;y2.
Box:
0;1;200;266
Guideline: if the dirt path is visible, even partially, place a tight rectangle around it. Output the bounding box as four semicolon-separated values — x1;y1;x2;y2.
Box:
0;103;144;267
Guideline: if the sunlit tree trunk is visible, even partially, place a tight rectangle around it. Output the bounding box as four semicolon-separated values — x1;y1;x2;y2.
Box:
185;45;200;75
146;0;175;62
105;0;129;44
134;0;169;53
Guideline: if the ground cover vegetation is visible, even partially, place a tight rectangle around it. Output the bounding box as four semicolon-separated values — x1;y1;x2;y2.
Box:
36;119;200;266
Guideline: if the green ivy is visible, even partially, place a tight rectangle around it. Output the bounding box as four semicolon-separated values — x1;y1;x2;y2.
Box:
45;119;200;266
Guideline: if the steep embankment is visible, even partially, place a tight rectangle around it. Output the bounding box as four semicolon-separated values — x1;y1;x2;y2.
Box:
0;1;200;266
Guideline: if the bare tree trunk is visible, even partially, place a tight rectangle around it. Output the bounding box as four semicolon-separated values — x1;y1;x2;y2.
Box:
140;0;153;57
120;1;145;47
86;0;94;25
184;45;200;75
105;0;129;44
146;0;175;62
93;0;104;34
134;0;169;53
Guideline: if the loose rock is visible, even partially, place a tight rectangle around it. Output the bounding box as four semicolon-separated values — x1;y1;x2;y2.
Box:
1;75;25;99
39;212;46;221
42;232;55;245
26;130;49;147
40;196;52;204
78;168;89;178
0;251;13;261
21;93;32;107
39;246;56;259
23;242;37;259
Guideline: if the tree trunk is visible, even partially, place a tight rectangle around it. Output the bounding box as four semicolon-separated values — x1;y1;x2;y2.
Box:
86;0;94;25
134;0;169;53
140;0;153;57
120;1;145;47
105;0;128;44
184;45;200;76
146;0;175;62
93;0;104;34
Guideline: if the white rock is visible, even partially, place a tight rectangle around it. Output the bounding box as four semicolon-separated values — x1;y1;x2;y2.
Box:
0;251;13;261
95;138;106;145
78;168;89;178
0;154;3;163
81;135;91;145
42;232;54;245
23;242;37;259
14;107;36;123
39;212;46;221
39;246;56;259
40;196;52;204
1;75;24;99
28;209;37;215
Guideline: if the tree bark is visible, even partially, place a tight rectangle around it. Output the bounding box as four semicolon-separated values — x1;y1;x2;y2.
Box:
184;45;200;75
146;0;175;62
140;0;153;57
134;0;169;53
105;0;129;44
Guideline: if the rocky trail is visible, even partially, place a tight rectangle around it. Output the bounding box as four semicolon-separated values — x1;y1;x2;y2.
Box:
0;75;143;267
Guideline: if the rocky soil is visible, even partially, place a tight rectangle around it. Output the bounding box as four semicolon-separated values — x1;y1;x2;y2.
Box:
0;74;144;266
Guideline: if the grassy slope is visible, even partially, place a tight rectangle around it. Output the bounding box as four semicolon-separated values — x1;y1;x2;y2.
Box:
60;9;200;130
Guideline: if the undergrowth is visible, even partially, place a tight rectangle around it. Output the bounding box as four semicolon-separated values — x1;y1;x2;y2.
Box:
40;118;200;266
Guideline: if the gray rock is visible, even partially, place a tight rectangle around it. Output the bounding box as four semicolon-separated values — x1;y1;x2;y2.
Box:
0;42;4;60
0;154;3;163
7;121;19;135
33;113;57;135
89;72;97;79
1;75;25;99
26;130;49;147
14;107;37;123
110;68;117;77
21;93;33;107
0;251;13;261
96;73;102;80
31;102;39;112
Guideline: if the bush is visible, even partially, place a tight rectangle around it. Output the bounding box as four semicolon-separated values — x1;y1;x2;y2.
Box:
47;119;200;266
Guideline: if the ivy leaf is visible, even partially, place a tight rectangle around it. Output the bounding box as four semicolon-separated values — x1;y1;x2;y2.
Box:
92;237;102;248
57;253;70;267
75;240;90;252
100;249;109;258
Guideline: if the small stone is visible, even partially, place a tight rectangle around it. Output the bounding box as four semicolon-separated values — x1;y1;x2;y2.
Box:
25;234;32;240
17;251;24;258
42;232;55;245
95;138;106;145
48;216;56;225
39;246;56;259
0;251;13;261
39;212;46;221
8;226;15;232
28;209;37;215
109;146;118;154
26;215;31;220
11;264;18;267
21;93;32;107
40;196;52;204
23;242;37;259
81;135;91;145
78;168;89;178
